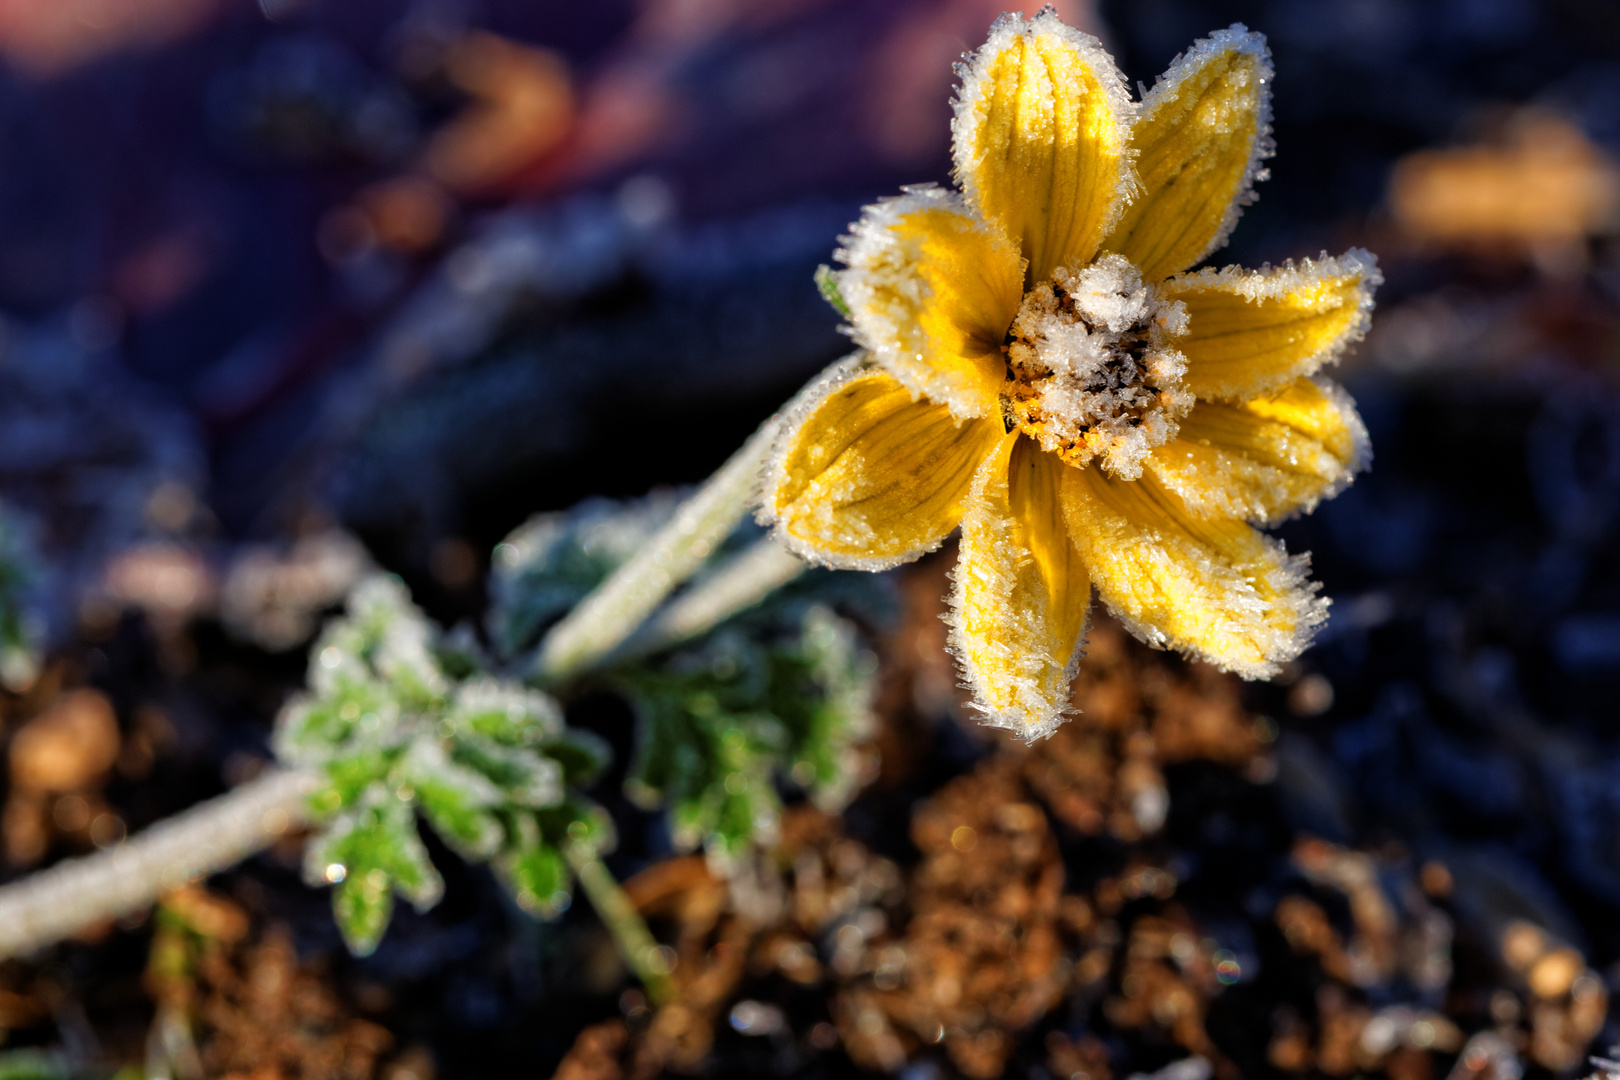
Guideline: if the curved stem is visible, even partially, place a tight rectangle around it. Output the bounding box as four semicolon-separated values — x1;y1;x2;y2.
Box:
532;415;780;685
0;768;320;960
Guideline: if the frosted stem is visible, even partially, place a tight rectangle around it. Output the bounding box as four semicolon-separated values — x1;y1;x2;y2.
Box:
532;415;781;684
565;843;675;1005
0;768;320;960
613;538;805;664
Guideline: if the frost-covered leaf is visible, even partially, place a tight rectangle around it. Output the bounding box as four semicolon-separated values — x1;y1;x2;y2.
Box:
494;797;614;920
400;736;505;859
278;569;615;952
618;602;877;873
451;734;563;809
447;676;563;744
308;575;447;709
623;661;785;871
496;838;571;917
779;606;878;811
306;794;444;956
273;679;399;764
436;623;490;681
322;746;400;810
537;797;616;858
332;868;394;959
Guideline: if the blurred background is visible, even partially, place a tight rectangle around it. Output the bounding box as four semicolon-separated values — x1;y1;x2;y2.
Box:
1;0;1619;1078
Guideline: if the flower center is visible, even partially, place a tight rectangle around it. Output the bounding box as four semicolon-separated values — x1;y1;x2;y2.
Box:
1001;254;1192;480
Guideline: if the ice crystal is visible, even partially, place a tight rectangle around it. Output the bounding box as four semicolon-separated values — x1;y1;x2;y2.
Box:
1004;254;1193;479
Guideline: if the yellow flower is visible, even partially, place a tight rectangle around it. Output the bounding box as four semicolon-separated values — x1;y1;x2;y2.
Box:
760;11;1380;739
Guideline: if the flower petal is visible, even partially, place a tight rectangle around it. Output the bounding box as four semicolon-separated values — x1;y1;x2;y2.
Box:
1103;25;1274;282
1145;376;1370;524
950;437;1090;740
951;9;1135;285
1061;466;1326;678
1162;249;1381;401
835;187;1024;420
761;359;1004;570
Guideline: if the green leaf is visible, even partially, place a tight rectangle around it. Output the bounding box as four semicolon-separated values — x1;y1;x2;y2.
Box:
333;866;395;958
538;797;616;857
615;600;877;871
401;737;505;859
541;728;612;786
486;497;678;657
436;624;489;681
496;834;572;918
814;263;852;318
448;677;563;744
321;745;399;810
307;794;444;956
451;735;562;809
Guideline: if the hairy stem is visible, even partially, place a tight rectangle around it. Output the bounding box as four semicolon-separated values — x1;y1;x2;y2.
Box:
613;538;805;665
565;844;675;1006
532;415;780;684
0;768;320;960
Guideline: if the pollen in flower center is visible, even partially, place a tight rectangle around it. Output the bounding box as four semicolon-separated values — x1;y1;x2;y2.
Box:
1001;254;1194;480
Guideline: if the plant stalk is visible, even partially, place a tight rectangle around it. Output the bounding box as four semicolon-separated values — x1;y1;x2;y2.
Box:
532;415;780;684
611;538;805;665
0;768;320;960
565;843;676;1006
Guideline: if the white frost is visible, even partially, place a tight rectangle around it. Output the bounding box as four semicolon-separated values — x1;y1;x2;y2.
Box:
831;185;1010;422
1165;247;1384;395
949;8;1140;246
1138;24;1275;267
1007;254;1193;479
757;354;963;573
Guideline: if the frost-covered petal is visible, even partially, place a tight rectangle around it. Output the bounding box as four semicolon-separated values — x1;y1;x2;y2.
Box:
834;187;1024;420
1062;466;1326;678
1145;376;1369;524
1103;25;1273;282
950;438;1090;741
1162;249;1381;401
951;9;1135;285
760;360;1005;570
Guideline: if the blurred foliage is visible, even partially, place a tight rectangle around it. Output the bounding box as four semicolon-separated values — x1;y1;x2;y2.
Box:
618;608;875;873
277;495;886;955
0;503;42;692
488;496;885;876
0;1051;95;1080
274;576;611;955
